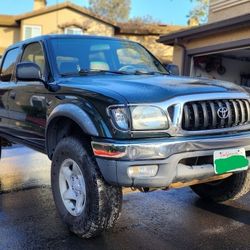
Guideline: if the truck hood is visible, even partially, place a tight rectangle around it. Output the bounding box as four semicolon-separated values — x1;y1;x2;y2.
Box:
60;75;247;104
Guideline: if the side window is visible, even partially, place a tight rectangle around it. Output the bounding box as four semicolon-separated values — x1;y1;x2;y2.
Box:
0;48;19;82
21;43;46;75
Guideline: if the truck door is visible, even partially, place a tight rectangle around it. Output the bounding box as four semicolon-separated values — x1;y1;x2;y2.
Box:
0;47;20;135
8;42;49;148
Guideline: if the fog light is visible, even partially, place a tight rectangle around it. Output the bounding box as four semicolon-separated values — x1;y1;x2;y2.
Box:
127;165;158;178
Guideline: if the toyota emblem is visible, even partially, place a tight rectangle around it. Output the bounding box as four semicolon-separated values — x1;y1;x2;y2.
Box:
217;107;229;119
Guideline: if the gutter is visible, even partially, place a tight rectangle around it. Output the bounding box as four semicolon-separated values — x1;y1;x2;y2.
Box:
158;13;250;45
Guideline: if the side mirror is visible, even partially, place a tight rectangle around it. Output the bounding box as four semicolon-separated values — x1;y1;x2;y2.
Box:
16;62;60;92
166;64;180;76
16;62;44;82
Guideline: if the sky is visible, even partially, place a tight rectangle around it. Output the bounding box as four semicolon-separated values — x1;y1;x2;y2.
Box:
0;0;195;25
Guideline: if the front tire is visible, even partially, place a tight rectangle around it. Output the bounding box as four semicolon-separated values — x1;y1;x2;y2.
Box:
191;170;250;202
51;137;122;238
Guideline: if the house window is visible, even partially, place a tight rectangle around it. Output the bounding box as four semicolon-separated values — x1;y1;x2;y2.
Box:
23;25;42;40
64;27;83;35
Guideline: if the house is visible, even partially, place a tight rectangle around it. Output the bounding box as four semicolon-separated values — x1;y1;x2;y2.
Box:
0;0;183;63
158;0;250;87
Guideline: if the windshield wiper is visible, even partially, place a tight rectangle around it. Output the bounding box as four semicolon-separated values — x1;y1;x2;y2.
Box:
81;69;130;75
61;69;129;77
60;72;81;77
61;69;168;77
132;70;169;75
149;71;169;75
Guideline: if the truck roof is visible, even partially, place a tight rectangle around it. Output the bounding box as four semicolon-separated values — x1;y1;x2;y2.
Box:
7;34;133;50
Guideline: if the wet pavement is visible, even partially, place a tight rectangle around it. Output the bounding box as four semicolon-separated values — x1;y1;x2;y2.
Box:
0;145;249;250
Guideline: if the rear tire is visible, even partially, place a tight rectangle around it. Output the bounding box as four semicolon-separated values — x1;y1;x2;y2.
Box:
191;170;250;202
51;137;122;238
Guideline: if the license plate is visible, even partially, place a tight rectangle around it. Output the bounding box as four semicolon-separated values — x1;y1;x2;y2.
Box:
214;148;249;175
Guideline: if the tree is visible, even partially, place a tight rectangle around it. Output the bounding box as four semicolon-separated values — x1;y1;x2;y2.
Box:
188;0;209;24
128;15;162;25
89;0;131;22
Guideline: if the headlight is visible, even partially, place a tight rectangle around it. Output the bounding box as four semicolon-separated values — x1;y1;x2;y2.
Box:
109;105;168;131
109;107;130;131
131;106;168;130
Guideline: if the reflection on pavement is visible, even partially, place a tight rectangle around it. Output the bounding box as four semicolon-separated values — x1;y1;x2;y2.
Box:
0;145;51;192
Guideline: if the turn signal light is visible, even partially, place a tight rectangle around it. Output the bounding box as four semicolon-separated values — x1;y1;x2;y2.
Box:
127;165;158;178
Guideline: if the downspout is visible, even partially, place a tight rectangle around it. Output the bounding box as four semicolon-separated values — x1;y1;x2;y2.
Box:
174;38;187;76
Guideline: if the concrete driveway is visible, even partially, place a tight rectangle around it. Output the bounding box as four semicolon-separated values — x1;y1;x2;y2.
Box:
0;145;249;250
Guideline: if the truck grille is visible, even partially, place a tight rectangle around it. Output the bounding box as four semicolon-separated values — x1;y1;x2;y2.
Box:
182;99;250;131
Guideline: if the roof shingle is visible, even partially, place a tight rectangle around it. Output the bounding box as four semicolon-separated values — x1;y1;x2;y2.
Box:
118;23;184;35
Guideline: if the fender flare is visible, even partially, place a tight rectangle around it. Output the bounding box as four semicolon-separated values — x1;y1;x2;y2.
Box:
46;104;99;156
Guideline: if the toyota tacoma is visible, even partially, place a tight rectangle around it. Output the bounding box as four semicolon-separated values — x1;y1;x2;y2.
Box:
0;35;249;238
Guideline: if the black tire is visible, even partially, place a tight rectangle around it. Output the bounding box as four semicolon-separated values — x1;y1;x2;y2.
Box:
217;65;226;75
191;170;250;202
51;137;122;238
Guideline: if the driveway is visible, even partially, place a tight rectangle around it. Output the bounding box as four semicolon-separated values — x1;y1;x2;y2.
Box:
0;145;249;250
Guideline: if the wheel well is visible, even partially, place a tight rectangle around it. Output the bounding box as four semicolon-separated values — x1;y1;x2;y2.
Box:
46;117;91;159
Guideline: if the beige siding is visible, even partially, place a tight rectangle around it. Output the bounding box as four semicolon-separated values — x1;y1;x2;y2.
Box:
185;27;250;50
118;34;173;63
209;0;250;22
172;46;184;73
20;8;114;40
0;26;19;53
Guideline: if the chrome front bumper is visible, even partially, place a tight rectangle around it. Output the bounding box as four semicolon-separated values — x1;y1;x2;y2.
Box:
92;132;250;187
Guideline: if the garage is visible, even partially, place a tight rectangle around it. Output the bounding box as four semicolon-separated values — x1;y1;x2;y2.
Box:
158;7;250;88
191;47;250;87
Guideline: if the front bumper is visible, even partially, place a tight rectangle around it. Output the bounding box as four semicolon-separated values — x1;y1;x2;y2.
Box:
92;132;250;187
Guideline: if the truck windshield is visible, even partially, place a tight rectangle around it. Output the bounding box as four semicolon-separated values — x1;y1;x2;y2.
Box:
50;37;168;76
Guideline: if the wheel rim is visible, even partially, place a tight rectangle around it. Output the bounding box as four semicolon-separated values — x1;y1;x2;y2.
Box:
59;159;86;216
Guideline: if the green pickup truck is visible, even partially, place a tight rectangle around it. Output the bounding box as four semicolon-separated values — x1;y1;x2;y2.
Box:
0;35;249;238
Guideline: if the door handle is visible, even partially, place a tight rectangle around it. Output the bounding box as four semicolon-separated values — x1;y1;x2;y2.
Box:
10;91;16;100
